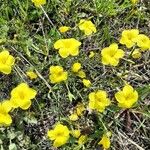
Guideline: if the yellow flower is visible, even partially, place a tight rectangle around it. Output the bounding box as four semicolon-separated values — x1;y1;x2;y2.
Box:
0;100;12;126
82;79;91;87
115;84;138;108
49;66;68;84
131;0;138;4
79;19;96;35
77;70;86;78
47;123;70;147
89;90;110;112
89;51;95;58
71;130;81;138
101;43;124;66
98;132;111;149
78;135;87;145
72;63;81;73
32;0;46;7
72;62;81;73
136;34;150;51
10;83;37;110
59;26;70;33
76;103;85;116
69;113;79;121
26;71;38;80
132;49;141;59
54;38;81;58
120;29;139;48
0;50;15;74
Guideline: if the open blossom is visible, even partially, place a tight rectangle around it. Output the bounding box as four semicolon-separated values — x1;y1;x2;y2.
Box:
120;29;139;48
115;84;138;108
98;132;111;149
59;26;70;33
89;90;110;112
101;43;124;66
49;66;68;83
54;38;81;58
79;19;96;35
32;0;46;7
0;50;15;74
47;123;70;147
10;83;37;110
136;34;150;51
0;100;12;126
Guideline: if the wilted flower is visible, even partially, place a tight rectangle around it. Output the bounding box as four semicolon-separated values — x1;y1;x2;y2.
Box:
120;29;139;48
82;79;91;87
47;123;70;147
89;90;110;112
131;0;139;5
76;103;85;116
59;26;70;33
0;100;12;126
54;38;81;58
78;135;87;145
79;19;96;35
136;34;150;51
49;66;68;83
77;70;86;78
32;0;46;7
26;71;38;80
0;50;15;74
71;130;81;138
132;49;141;59
101;43;124;66
10;83;37;110
115;84;138;108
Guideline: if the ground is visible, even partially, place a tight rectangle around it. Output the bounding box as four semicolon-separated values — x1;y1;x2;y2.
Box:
0;0;150;150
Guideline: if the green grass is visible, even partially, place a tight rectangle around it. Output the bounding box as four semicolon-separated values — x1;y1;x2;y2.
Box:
0;0;150;149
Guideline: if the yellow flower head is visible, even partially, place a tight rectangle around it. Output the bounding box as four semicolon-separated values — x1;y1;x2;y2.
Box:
26;71;38;80
136;34;150;51
32;0;46;7
132;49;141;59
79;19;96;35
120;29;139;48
54;38;81;58
49;66;68;84
82;79;91;88
47;123;70;147
10;83;37;110
0;50;15;74
89;90;110;112
77;70;86;78
71;129;81;138
89;51;95;58
0;100;12;126
59;26;70;33
115;84;138;108
69;113;79;121
101;43;124;66
78;135;87;145
72;62;81;73
76;103;85;116
98;132;111;149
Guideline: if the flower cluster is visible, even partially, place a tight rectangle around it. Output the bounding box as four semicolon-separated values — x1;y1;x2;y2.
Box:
0;83;37;126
